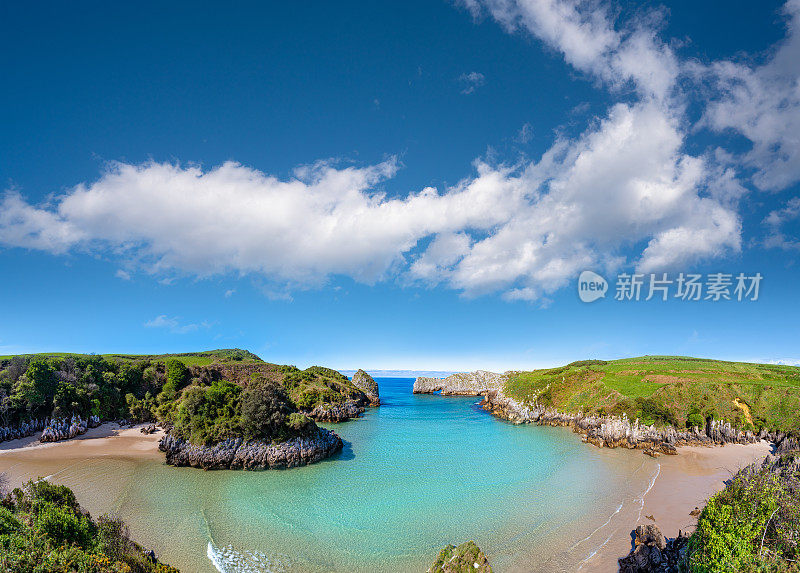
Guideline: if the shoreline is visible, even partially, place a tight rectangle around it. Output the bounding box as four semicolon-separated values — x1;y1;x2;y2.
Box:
0;415;774;572
584;440;772;572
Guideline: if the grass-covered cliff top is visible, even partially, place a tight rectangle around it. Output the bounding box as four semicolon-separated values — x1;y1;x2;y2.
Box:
0;348;263;367
506;356;800;432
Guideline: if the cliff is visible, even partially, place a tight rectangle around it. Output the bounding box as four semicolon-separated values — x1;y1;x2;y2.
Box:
413;370;506;395
415;370;779;455
158;426;343;470
351;369;380;405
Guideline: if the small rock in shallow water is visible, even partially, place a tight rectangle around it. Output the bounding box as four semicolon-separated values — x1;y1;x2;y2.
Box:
428;541;492;573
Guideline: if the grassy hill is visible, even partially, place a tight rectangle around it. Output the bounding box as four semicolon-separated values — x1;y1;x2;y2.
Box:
505;356;800;433
0;349;369;447
0;348;263;367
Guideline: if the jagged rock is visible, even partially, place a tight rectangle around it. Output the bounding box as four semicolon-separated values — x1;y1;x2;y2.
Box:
618;525;688;573
0;418;47;442
140;424;157;435
428;540;492;573
307;400;365;422
413;371;506;395
158;427;343;470
39;415;100;443
351;369;380;405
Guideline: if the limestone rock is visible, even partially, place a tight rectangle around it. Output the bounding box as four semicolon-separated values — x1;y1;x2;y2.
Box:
307;400;366;422
158;427;343;470
413;371;506;395
618;525;688;573
351;369;380;405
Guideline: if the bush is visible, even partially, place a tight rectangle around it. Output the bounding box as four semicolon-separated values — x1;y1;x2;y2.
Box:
241;381;295;442
34;502;94;548
0;505;21;534
687;405;705;429
688;467;800;572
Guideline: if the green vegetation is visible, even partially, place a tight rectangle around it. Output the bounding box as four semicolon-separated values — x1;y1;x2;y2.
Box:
0;349;368;447
686;456;800;572
282;365;369;410
506;356;800;432
0;478;178;572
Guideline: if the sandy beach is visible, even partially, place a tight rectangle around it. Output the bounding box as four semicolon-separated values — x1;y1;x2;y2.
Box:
0;422;164;488
588;441;773;571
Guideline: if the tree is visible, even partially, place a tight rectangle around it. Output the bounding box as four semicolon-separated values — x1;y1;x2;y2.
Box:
241;381;295;441
12;359;56;413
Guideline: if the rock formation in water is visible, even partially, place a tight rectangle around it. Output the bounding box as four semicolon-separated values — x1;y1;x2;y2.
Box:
428;540;492;573
618;524;689;573
351;369;380;405
413;370;505;395
158;426;343;470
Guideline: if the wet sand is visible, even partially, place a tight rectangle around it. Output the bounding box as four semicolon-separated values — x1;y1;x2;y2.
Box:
587;441;772;571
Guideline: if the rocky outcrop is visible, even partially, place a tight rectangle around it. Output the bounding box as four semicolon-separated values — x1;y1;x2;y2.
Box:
0;418;47;443
415;371;768;454
482;388;760;454
351;369;380;405
618;525;689;573
307;400;366;422
428;540;492;573
413;371;506;395
158;427;343;470
40;415;101;443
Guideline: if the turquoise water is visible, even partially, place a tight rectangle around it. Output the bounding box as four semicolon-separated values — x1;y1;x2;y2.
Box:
7;379;659;572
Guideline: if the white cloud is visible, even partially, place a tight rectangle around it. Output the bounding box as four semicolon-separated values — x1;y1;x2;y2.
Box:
115;269;131;281
4;0;794;303
702;1;800;191
464;0;678;100
144;314;210;334
459;71;486;94
763;197;800;250
224;288;236;298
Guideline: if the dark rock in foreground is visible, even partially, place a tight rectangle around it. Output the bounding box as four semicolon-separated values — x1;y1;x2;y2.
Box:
428;540;492;573
352;369;380;405
618;524;689;573
158;427;343;470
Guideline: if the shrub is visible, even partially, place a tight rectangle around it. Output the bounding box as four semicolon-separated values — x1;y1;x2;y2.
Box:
241;381;294;441
0;505;21;534
34;502;94;548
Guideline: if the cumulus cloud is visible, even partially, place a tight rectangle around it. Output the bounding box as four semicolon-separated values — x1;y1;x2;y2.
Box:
702;1;800;191
3;0;796;302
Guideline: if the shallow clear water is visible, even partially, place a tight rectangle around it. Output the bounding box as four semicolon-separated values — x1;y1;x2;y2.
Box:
3;379;659;572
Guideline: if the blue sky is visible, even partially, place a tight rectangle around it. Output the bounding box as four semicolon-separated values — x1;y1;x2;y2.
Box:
1;0;800;371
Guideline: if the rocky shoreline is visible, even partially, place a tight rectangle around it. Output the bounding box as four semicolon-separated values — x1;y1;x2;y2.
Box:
158;426;343;470
415;371;796;455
